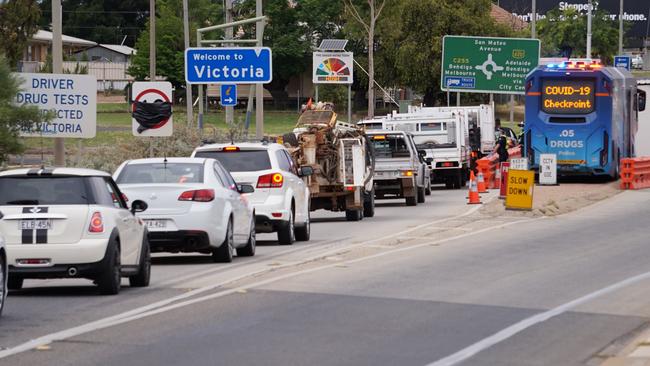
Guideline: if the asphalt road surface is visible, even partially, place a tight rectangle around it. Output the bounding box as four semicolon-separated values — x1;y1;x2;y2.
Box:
1;187;650;366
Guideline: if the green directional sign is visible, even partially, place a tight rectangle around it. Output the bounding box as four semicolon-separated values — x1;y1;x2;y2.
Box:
441;35;540;95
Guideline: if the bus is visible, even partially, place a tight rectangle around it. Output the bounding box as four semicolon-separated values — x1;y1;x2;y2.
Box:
524;60;646;178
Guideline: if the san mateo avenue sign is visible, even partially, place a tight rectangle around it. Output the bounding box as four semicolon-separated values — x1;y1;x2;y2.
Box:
441;35;540;95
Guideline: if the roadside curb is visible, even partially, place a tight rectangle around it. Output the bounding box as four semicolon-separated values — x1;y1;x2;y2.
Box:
602;326;650;366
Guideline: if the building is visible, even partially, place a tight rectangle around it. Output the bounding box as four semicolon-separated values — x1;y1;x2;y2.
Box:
74;44;137;63
23;30;96;64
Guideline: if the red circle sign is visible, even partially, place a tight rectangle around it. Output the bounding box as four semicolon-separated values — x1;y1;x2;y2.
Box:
133;88;171;130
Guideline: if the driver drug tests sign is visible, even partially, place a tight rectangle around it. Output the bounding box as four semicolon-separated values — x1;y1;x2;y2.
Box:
505;169;535;210
14;73;97;138
441;36;540;94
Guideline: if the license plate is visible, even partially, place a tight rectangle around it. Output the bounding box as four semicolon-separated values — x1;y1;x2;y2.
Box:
21;220;52;230
145;220;167;229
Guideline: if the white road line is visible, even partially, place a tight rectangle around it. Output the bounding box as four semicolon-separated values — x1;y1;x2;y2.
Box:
425;270;650;366
0;210;525;360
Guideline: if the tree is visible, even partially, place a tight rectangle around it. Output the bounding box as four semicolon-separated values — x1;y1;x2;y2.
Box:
344;0;387;118
537;7;619;62
129;0;222;95
395;0;512;105
0;54;50;165
0;0;41;69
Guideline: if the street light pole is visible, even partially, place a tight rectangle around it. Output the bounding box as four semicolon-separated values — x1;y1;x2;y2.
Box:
618;0;624;55
149;0;156;81
183;0;192;126
586;0;593;58
255;0;264;139
53;0;65;166
225;0;234;126
531;0;537;39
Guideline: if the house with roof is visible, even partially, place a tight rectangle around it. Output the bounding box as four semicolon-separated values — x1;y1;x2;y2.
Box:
74;44;137;63
23;30;96;65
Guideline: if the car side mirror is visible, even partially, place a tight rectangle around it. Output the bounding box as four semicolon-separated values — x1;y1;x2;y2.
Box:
417;150;426;158
637;90;646;112
130;200;148;214
425;157;433;164
238;184;255;194
298;166;314;177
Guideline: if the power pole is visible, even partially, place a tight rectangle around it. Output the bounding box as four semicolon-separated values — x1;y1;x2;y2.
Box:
225;0;234;126
149;0;156;81
618;0;624;55
531;0;537;39
586;0;593;58
255;0;264;139
53;0;65;166
183;0;192;126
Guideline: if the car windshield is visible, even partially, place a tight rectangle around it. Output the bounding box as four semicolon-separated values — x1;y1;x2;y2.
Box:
371;135;411;158
116;163;204;184
194;150;272;172
0;176;90;205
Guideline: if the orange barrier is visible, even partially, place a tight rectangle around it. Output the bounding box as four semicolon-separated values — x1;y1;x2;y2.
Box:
507;145;522;159
476;145;523;190
620;157;650;190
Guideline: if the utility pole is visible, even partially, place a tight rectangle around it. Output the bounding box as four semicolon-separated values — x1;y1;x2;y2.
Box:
183;0;192;126
149;0;156;81
53;0;65;166
618;0;624;55
531;0;537;38
225;0;234;126
255;0;264;139
586;0;593;59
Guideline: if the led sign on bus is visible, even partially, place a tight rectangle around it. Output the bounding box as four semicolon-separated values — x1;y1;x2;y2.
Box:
541;79;595;114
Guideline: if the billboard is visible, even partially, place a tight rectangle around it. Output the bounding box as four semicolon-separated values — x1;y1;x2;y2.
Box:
497;0;649;45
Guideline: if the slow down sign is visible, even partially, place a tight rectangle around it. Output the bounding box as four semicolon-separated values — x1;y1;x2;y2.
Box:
505;169;535;210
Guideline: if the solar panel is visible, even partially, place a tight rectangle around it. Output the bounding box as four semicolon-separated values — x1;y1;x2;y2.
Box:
318;39;348;51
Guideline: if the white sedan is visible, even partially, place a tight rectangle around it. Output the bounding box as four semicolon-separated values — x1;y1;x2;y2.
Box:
114;158;255;262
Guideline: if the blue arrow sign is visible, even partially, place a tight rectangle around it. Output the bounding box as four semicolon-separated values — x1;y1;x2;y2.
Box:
185;47;272;84
614;55;631;70
220;84;237;107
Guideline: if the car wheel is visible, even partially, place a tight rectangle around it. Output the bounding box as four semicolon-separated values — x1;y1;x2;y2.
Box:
7;276;23;291
363;189;375;218
213;219;234;263
295;212;310;241
405;195;417;206
345;209;362;221
277;211;296;245
0;254;6;316
129;235;151;287
97;242;121;295
417;186;426;203
237;217;256;256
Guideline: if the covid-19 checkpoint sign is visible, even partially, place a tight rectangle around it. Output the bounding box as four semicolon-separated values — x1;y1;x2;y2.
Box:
131;81;173;137
14;73;97;138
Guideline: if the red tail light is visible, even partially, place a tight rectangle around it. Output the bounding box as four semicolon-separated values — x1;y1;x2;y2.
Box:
257;173;283;188
89;212;104;233
178;189;215;202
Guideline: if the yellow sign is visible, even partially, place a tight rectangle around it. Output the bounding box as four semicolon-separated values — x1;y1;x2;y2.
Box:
505;169;535;210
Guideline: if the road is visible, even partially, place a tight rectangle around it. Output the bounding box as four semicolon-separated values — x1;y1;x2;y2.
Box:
1;188;650;365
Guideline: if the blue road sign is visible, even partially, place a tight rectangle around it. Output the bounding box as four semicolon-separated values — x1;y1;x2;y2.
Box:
185;47;272;84
444;76;476;89
614;55;631;70
220;84;237;107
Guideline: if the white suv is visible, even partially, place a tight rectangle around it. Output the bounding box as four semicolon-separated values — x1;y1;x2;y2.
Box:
192;142;312;244
0;168;151;295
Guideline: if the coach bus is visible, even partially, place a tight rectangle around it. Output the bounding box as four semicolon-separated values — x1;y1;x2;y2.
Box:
523;60;646;178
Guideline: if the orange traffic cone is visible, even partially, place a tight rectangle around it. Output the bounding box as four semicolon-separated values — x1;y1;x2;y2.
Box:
467;171;482;205
477;171;487;193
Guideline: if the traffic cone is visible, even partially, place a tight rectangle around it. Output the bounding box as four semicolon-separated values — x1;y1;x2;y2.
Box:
477;171;487;193
467;171;482;205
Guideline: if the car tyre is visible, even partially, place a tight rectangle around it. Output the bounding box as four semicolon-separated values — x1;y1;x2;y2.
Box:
0;254;6;316
7;276;23;291
277;211;296;245
237;217;256;256
295;212;310;241
129;235;151;288
405;195;417;206
97;242;121;295
213;219;234;262
363;189;375;218
417;186;426;203
345;209;362;221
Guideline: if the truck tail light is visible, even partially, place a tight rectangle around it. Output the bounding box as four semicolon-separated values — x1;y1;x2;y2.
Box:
89;212;104;233
257;173;283;188
401;170;414;177
178;189;215;202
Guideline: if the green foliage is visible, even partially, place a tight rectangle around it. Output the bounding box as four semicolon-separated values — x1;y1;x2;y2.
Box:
0;54;51;165
38;54;89;74
0;0;41;69
537;7;619;62
394;0;513;104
